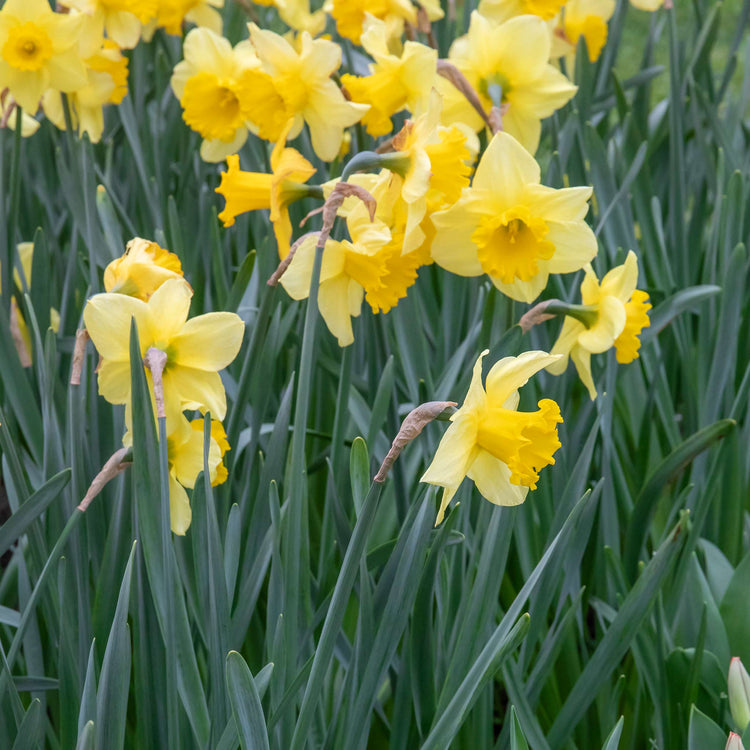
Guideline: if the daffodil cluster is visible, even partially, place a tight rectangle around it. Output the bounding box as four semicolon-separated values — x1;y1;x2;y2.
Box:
82;238;244;534
193;0;657;523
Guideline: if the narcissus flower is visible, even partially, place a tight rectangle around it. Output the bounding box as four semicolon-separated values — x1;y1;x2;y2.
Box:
83;277;245;420
2;242;60;366
1;90;39;136
190;417;229;485
59;0;156;49
422;349;563;525
430;131;597;302
247;24;368;161
0;0;88;113
340;17;437;137
556;0;615;63
327;0;443;44
42;39;129;143
146;0;223;37
171;27;260;162
254;0;327;35
280;208;393;346
547;251;651;399
478;0;567;22
215;122;316;258
104;237;184;300
438;12;576;153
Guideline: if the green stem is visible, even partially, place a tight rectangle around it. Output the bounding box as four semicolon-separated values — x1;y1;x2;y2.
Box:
280;236;326;739
544;302;598;328
4;106;23;310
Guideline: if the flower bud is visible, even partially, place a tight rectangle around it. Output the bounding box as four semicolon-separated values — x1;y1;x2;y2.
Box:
726;732;746;750
729;657;750;732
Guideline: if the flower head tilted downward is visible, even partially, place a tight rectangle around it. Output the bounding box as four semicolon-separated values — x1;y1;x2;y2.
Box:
547;250;651;398
421;349;563;525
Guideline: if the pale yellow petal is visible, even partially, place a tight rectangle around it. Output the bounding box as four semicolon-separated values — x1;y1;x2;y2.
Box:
467;449;528;506
83;292;151;360
577;295;626;352
485;350;562;405
429;196;485;276
97;359;132;404
472;132;540;199
599;250;638;302
168;474;192;535
548;318;585;374
200;129;248;163
524;184;593;222
163;367;227;420
420;414;479;491
171;313;245;370
317;275;361;347
489;270;549;303
146;278;192;341
571;346;596;399
544;221;599;274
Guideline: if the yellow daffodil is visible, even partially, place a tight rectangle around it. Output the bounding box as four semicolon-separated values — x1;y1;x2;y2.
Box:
422;349;563;525
83;277;245;420
215;122;316;258
340;17;437;137
104;237;184;300
59;0;156;49
255;0;327;36
123;413;223;534
2;242;60;366
144;0;223;38
430;131;597;303
327;0;443;45
547;251;651;399
0;0;88;113
170;27;260;162
1;90;39;136
478;0;567;22
190;417;229;485
280;209;393;346
42;39;128;143
247;23;368;162
438;12;576;153
555;0;615;64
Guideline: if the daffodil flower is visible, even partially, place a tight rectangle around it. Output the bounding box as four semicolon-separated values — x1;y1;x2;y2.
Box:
340;17;437;137
247;24;368;162
327;0;443;44
215;121;317;259
170;27;260;162
437;12;576;153
42;39;129;144
547;251;651;399
280;207;393;346
478;0;567;22
59;0;156;49
421;349;563;525
555;0;616;64
83;277;245;420
430;131;597;303
103;237;184;301
253;0;327;36
0;0;88;113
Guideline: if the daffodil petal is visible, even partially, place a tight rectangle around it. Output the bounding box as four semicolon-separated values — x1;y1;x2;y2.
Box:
168;473;192;535
97;359;132;404
577;296;626;352
171;312;245;370
83;292;150;360
146;278;192;341
467;449;528;506
486;350;562;405
473;132;540;201
163;367;227;420
420;414;479;489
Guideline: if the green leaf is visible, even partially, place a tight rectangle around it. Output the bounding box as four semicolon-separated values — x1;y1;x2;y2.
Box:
510;706;530;750
602;717;625;750
0;469;70;559
11;699;42;750
349;437;369;517
720;550;750;664
687;705;726;750
95;542;136;750
226;651;271;750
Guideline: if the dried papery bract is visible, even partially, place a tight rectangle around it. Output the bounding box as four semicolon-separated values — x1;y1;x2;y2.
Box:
375;401;457;482
70;329;90;386
77;447;132;512
437;60;496;133
143;346;168;419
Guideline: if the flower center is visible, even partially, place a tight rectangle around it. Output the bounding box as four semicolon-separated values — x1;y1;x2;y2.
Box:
473;207;555;284
3;23;53;72
181;73;243;142
476;399;562;489
479;73;511;108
